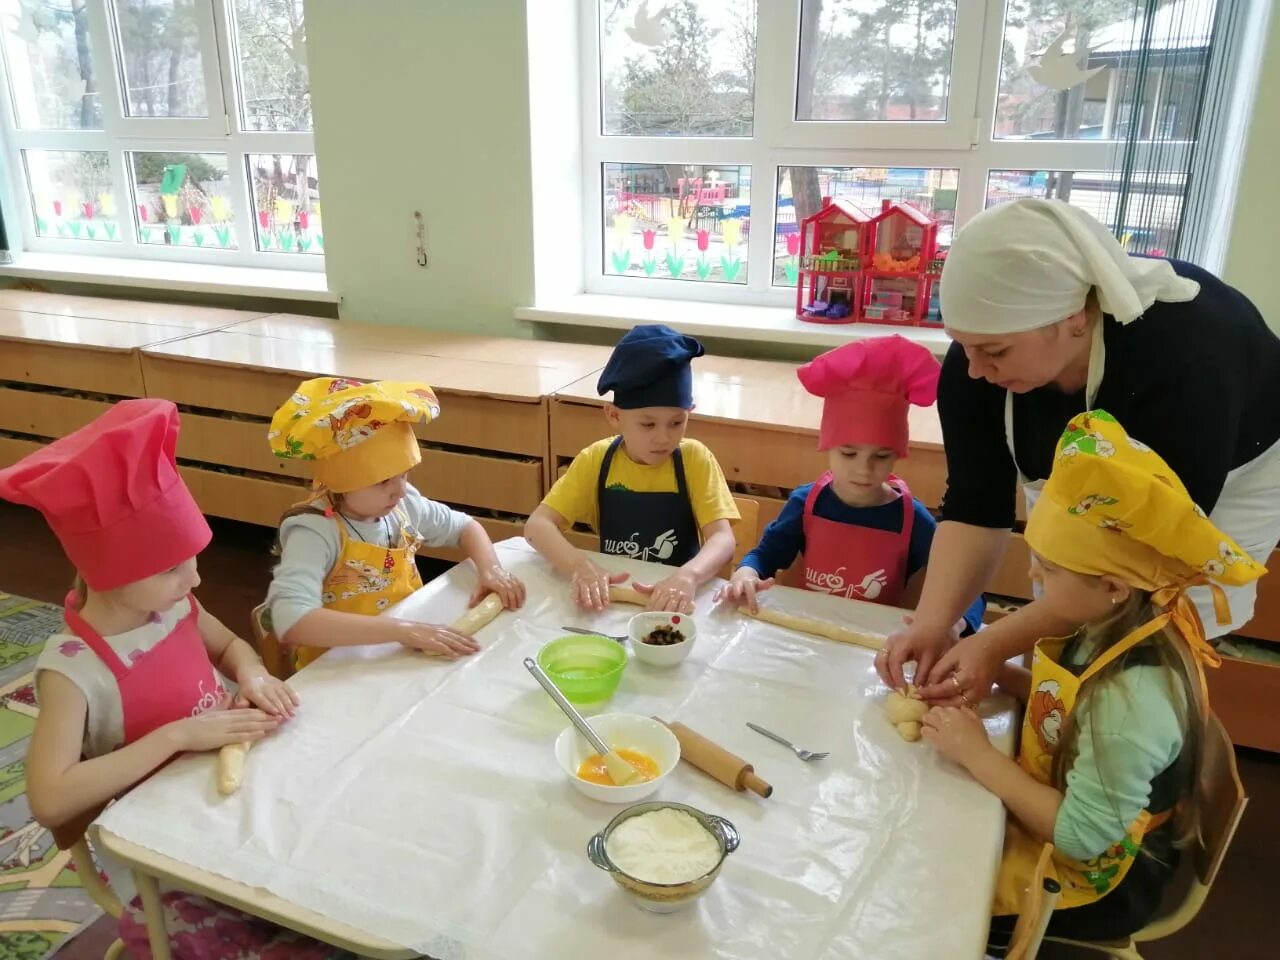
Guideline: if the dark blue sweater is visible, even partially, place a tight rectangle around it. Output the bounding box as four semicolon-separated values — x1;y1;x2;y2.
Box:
741;482;986;633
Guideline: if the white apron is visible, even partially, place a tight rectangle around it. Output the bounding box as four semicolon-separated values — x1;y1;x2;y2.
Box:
1004;322;1280;637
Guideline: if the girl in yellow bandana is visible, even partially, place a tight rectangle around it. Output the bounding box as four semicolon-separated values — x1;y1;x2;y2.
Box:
920;410;1264;955
265;377;525;670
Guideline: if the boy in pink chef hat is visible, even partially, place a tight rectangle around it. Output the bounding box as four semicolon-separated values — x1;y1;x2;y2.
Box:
720;336;985;633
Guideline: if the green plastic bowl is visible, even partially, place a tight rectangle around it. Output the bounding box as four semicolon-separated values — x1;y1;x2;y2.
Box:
537;634;628;705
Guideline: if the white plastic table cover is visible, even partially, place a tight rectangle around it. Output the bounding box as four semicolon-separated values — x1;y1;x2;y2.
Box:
97;539;1017;960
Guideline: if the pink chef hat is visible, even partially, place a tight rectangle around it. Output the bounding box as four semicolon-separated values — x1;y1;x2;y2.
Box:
0;399;211;591
796;335;940;456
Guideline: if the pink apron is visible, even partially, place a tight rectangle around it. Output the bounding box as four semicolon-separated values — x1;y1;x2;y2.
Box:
63;593;224;746
800;473;915;605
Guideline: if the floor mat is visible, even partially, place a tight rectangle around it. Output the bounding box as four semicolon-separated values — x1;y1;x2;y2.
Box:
0;592;102;959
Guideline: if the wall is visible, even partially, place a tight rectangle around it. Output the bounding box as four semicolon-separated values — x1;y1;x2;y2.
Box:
306;0;535;334
1224;1;1280;333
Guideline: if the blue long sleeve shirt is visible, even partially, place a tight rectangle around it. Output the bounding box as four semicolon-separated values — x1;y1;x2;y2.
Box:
741;482;986;633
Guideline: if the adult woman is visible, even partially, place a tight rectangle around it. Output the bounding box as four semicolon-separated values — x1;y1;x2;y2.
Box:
878;199;1280;704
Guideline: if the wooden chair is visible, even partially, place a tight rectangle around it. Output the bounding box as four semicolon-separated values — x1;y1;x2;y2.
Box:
251;602;293;680
730;495;760;569
1044;713;1247;959
1007;842;1061;960
52;809;125;960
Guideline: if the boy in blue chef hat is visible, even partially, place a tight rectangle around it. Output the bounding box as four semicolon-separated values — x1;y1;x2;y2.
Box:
525;324;739;613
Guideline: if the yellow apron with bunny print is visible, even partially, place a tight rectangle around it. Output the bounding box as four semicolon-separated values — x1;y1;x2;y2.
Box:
991;615;1186;916
293;507;424;670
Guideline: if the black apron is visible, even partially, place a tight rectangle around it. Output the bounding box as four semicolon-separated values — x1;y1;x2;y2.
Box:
596;436;700;567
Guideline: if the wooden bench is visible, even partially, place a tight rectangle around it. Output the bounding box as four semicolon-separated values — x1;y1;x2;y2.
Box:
0;290;268;466
137;315;613;563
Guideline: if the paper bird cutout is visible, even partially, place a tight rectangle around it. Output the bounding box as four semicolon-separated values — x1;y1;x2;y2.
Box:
627;1;670;47
1028;32;1106;91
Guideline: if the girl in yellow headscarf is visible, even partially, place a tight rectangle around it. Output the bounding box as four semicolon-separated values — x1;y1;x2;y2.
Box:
265;377;525;670
920;410;1265;955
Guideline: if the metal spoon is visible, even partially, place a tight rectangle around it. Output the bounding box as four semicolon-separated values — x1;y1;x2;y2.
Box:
523;657;639;785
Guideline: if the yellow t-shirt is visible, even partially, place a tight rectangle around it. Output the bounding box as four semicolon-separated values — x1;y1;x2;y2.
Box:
543;437;739;533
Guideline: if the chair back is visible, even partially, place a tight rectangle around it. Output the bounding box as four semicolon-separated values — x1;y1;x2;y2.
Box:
731;496;760;569
1007;842;1060;960
252;602;293;680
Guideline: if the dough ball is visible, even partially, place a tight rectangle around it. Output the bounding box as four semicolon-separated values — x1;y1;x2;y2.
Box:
896;721;922;742
885;690;928;726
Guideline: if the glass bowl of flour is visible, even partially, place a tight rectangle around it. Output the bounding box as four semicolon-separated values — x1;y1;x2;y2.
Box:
586;801;740;913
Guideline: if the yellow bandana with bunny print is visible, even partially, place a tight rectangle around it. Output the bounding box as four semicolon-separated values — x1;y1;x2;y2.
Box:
1025;409;1265;607
1025;408;1265;696
269;377;441;494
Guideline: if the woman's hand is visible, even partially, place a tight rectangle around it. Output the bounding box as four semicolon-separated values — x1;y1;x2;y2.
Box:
633;570;698;613
875;615;958;691
472;565;526;610
167;697;279;752
235;668;299;719
917;633;999;706
714;567;775;614
398;623;480;658
570;557;630;611
921;705;993;769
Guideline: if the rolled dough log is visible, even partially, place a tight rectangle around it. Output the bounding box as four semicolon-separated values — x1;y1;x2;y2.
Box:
217;742;250;795
448;593;504;636
886;686;928;742
608;585;647;607
743;606;886;651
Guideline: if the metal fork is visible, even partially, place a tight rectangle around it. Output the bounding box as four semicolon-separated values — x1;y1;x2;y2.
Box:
559;625;627;643
746;723;829;762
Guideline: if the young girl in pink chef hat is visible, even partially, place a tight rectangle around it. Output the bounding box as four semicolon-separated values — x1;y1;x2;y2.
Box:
720;336;985;632
0;399;350;958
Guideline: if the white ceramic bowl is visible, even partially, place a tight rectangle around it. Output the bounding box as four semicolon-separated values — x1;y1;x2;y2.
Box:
628;611;696;667
554;713;681;804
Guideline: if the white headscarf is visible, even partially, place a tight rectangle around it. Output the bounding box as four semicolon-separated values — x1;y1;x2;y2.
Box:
939;198;1200;334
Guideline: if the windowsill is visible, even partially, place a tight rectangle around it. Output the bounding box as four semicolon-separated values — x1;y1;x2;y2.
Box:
0;252;340;303
516;294;952;354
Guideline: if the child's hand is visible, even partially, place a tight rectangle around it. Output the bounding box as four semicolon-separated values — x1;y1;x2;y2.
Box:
398;623;480;659
472;565;526;610
237;669;300;720
633;570;698;613
714;568;775;614
571;557;630;611
168;697;279;753
921;705;992;768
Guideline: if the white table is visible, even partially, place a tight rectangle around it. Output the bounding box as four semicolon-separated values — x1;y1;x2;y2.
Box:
98;539;1015;960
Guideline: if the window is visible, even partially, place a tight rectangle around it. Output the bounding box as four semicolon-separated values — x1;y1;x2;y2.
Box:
0;0;320;268
582;0;1224;305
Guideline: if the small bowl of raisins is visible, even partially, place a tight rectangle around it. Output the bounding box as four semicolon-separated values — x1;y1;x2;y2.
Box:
628;611;696;668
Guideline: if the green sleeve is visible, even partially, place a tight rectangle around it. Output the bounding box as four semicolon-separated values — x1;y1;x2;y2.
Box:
1052;665;1187;861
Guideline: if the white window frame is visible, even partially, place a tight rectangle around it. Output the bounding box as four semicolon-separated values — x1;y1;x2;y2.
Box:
581;0;1202;307
0;0;320;272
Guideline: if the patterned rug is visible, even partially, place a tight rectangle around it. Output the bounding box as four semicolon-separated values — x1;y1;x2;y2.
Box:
0;592;101;959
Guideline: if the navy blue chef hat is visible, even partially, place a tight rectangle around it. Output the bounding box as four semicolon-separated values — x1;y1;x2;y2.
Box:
597;324;705;410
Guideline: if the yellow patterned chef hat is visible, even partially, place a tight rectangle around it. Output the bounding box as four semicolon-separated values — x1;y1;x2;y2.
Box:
1025;410;1265;601
268;377;441;494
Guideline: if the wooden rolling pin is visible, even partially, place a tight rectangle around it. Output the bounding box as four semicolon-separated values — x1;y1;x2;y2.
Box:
655;718;772;798
217;594;507;796
743;605;885;652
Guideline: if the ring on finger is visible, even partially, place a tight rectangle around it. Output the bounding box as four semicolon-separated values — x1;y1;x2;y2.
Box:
960;692;973;708
950;674;962;692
